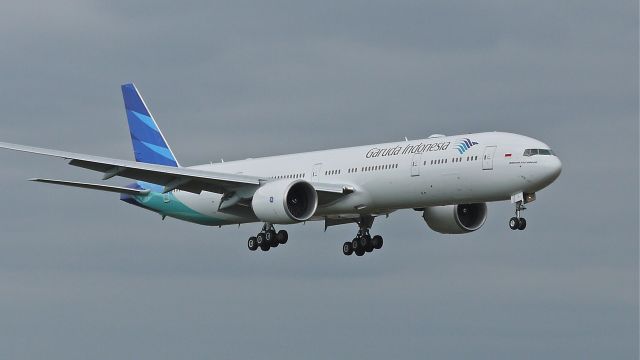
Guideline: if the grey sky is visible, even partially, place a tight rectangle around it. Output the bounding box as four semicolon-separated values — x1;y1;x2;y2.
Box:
0;1;637;359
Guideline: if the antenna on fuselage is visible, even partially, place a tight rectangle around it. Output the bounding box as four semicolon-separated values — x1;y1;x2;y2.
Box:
404;137;408;141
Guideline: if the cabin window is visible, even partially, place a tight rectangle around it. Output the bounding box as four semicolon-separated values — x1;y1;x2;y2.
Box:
524;148;554;156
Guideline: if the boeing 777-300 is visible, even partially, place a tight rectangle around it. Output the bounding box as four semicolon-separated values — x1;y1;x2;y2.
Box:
0;83;562;256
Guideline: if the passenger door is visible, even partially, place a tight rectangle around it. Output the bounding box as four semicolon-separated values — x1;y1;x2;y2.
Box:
482;146;497;170
312;163;322;182
411;152;421;176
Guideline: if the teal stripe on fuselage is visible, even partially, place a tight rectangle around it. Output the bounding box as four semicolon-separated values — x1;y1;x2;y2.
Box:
130;182;223;226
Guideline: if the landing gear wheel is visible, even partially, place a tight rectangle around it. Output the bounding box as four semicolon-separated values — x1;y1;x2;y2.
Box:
253;225;289;252
509;217;520;230
358;235;370;249
511;200;528;231
344;215;380;257
265;230;276;243
342;242;353;256
517;218;527;230
266;230;279;247
351;238;361;251
372;235;383;250
277;230;288;244
248;237;258;251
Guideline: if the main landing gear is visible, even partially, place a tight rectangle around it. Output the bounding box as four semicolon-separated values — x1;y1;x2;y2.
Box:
509;201;527;231
248;224;288;252
342;216;383;257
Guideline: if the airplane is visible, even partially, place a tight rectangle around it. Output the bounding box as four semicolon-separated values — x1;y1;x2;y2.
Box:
0;83;562;257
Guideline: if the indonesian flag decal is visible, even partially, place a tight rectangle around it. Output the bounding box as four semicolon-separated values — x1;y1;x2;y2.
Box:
504;153;512;157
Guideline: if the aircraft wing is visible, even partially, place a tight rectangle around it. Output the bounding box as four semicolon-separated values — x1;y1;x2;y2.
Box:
0;142;260;194
29;178;151;196
0;142;356;199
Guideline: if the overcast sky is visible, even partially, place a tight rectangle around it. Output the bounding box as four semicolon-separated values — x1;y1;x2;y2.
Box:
0;1;637;359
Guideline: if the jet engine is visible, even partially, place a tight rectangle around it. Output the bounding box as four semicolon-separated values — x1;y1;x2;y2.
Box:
422;203;487;234
251;179;318;224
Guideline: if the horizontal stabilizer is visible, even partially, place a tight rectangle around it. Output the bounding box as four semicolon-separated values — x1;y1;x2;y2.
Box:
29;178;150;196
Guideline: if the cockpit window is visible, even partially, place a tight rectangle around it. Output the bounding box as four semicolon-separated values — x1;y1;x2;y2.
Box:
523;149;555;156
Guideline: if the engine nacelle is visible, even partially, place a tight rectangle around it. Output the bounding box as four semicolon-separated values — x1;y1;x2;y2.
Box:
423;203;487;234
251;180;318;224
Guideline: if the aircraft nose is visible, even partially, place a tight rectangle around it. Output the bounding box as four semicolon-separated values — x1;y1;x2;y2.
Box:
545;156;562;182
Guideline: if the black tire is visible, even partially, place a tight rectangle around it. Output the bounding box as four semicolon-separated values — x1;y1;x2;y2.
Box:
271;240;279;248
355;249;365;256
342;242;353;256
358;235;370;248
351;238;360;250
265;230;276;243
365;243;374;253
260;243;270;251
372;235;383;250
256;232;266;245
277;230;288;244
518;218;527;230
248;237;258;251
509;217;520;230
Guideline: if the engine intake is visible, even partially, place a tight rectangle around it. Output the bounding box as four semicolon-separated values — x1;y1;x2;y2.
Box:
423;203;487;234
252;180;318;224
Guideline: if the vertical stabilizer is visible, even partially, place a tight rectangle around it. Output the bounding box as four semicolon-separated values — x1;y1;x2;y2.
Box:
121;83;180;167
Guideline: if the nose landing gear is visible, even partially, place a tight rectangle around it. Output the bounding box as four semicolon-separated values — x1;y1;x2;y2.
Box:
509;200;527;230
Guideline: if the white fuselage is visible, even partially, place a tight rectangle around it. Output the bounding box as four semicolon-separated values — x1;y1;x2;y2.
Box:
162;132;561;226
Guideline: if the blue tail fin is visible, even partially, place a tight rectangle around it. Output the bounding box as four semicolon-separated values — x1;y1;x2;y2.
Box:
121;83;180;167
